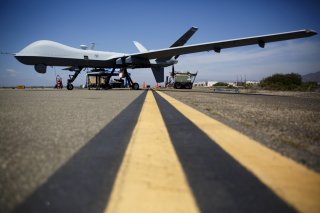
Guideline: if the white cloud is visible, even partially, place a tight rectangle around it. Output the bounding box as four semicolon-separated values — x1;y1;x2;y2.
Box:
173;39;320;82
181;40;320;65
5;68;18;77
130;40;320;85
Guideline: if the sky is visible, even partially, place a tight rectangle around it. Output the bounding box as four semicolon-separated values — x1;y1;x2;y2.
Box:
0;0;320;86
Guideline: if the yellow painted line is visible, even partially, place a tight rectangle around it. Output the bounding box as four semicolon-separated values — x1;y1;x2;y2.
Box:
157;91;320;213
104;91;200;213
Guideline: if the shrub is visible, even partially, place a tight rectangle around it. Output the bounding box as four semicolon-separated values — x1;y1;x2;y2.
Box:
259;73;319;91
259;73;302;90
214;82;229;87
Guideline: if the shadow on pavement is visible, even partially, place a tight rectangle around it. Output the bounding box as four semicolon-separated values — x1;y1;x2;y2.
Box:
14;92;147;213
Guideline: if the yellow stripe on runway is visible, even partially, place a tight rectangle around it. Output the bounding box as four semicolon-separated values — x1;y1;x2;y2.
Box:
157;91;320;213
104;91;200;213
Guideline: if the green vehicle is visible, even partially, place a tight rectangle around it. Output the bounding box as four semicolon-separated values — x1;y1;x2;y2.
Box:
166;71;198;89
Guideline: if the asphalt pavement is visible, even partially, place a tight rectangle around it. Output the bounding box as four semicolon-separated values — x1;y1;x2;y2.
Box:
161;88;320;172
0;89;144;213
0;89;319;213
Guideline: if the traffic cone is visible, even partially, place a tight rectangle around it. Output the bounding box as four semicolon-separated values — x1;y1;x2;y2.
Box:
143;82;146;89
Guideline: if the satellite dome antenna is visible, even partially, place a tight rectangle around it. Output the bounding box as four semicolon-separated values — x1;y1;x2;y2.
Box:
80;45;88;50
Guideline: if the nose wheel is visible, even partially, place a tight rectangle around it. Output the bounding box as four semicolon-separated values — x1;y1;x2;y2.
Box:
67;83;74;90
66;67;82;90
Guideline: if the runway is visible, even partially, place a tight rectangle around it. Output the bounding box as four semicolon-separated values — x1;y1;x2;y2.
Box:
0;89;319;213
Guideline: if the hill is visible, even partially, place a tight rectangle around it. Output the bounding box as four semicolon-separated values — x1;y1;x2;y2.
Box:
302;71;320;83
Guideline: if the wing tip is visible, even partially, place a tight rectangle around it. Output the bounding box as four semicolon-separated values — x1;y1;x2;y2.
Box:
191;26;198;31
305;29;317;36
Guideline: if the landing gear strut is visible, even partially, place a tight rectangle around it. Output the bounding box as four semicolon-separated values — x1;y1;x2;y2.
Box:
67;67;82;90
122;68;139;90
105;68;116;89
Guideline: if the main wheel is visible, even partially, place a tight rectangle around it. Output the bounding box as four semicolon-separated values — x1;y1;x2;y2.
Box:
67;84;74;90
132;83;139;90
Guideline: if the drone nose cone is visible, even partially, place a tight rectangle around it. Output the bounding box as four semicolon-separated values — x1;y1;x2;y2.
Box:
15;44;34;58
14;54;29;65
15;49;24;57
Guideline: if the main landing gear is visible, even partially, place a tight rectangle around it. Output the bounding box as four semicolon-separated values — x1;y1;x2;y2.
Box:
122;68;139;90
66;67;139;90
67;67;82;90
100;68;139;90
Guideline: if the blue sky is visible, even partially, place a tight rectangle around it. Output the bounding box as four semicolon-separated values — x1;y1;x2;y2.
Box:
1;0;319;86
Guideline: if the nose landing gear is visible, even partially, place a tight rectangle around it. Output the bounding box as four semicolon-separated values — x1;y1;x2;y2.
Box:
67;67;82;90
